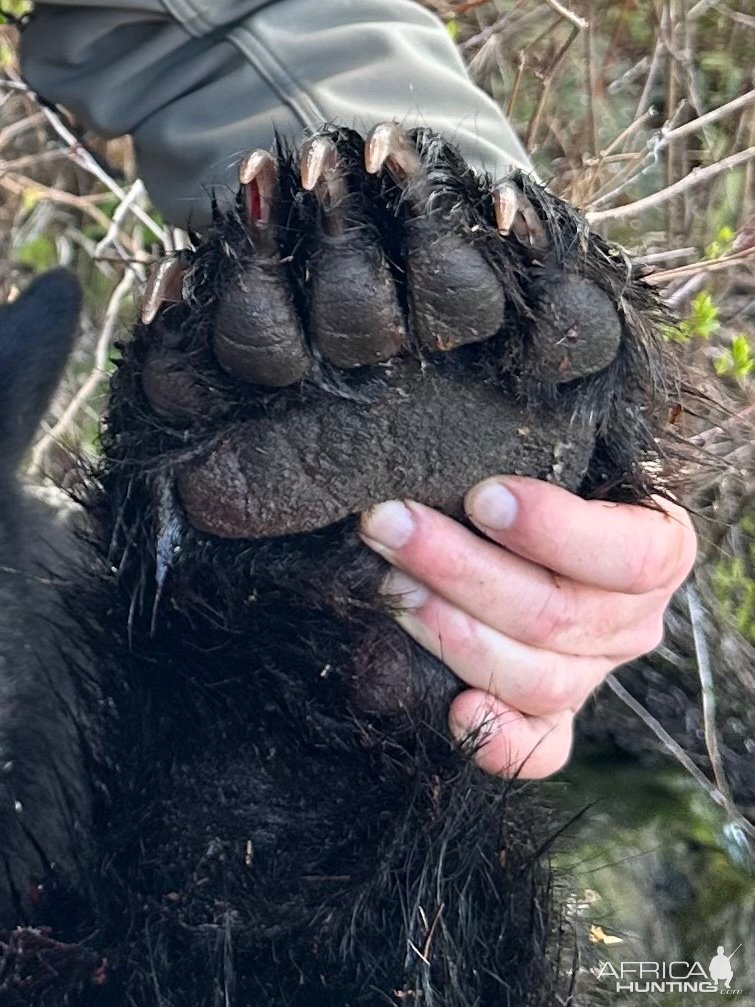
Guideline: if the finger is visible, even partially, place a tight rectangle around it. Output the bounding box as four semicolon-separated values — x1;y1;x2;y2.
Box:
465;477;697;595
449;691;574;779
361;501;663;658
383;571;612;716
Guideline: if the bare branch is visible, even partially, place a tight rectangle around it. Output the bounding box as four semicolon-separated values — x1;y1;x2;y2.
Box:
687;583;734;804
586;145;755;223
1;73;169;247
526;24;579;151
662;87;755;143
29;270;138;475
1;174;120;237
688;0;721;19
0;110;44;148
635;37;665;120
643;245;755;285
94;178;151;266
634;246;697;265
606;676;755;840
541;0;588;30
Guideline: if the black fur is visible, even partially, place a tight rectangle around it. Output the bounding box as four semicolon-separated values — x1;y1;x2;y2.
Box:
0;129;679;1005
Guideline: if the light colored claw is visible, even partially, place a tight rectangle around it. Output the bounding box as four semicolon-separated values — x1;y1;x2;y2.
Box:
141;255;188;325
364;122;422;180
492;182;519;235
301;136;338;192
239;149;278;227
493;181;549;251
300;136;348;228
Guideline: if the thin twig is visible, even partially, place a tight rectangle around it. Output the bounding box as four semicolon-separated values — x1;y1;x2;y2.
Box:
584;100;687;209
634;246;697;265
689;403;755;448
37;103;169;247
597;109;655;161
94;178;151;268
635;36;665;120
584;13;598;161
716;7;755;30
541;0;588;30
663;0;683;240
1;74;169;246
0;110;44;148
0;149;71;172
664;272;707;308
688;0;720;19
687;582;734;804
644;245;755;285
461;3;536;52
661;87;755;143
606;676;755;840
1;174;120;236
526;24;579;150
586;145;755;223
29;270;137;474
507;51;527;119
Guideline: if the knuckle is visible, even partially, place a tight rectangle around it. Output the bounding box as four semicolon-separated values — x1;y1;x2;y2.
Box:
442;606;486;665
626;507;698;595
528;661;574;715
624;532;668;594
529;581;579;647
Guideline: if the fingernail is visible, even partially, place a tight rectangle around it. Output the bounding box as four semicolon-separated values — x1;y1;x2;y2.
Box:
467;481;518;530
361;501;415;551
380;570;430;611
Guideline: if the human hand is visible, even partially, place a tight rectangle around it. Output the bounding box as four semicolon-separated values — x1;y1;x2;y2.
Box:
360;477;697;779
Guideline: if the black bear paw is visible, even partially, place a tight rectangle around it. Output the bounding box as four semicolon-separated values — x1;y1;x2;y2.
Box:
119;124;666;543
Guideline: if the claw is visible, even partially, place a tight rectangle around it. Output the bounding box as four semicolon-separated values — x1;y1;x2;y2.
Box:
300;136;348;235
141;255;188;326
300;136;343;197
239;149;278;229
492;182;519;235
492;182;549;251
364;122;422;181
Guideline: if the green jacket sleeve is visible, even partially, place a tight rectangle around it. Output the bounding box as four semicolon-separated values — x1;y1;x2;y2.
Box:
21;0;532;227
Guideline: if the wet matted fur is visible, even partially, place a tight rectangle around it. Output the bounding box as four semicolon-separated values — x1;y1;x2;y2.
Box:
0;126;679;1006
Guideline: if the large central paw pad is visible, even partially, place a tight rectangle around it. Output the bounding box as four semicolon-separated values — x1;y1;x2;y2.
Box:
122;124;664;541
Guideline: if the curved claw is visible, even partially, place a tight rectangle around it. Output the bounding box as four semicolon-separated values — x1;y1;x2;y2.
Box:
141;255;188;326
300;136;348;235
239;149;278;229
364;122;422;180
300;137;341;195
492;182;549;251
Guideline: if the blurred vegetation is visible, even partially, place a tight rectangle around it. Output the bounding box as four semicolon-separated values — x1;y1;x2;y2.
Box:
1;0;754;997
713;513;755;643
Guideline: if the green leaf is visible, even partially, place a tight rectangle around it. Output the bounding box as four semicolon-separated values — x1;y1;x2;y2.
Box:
16;235;57;272
705;225;735;260
688;292;720;340
0;1;32;21
714;334;754;379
